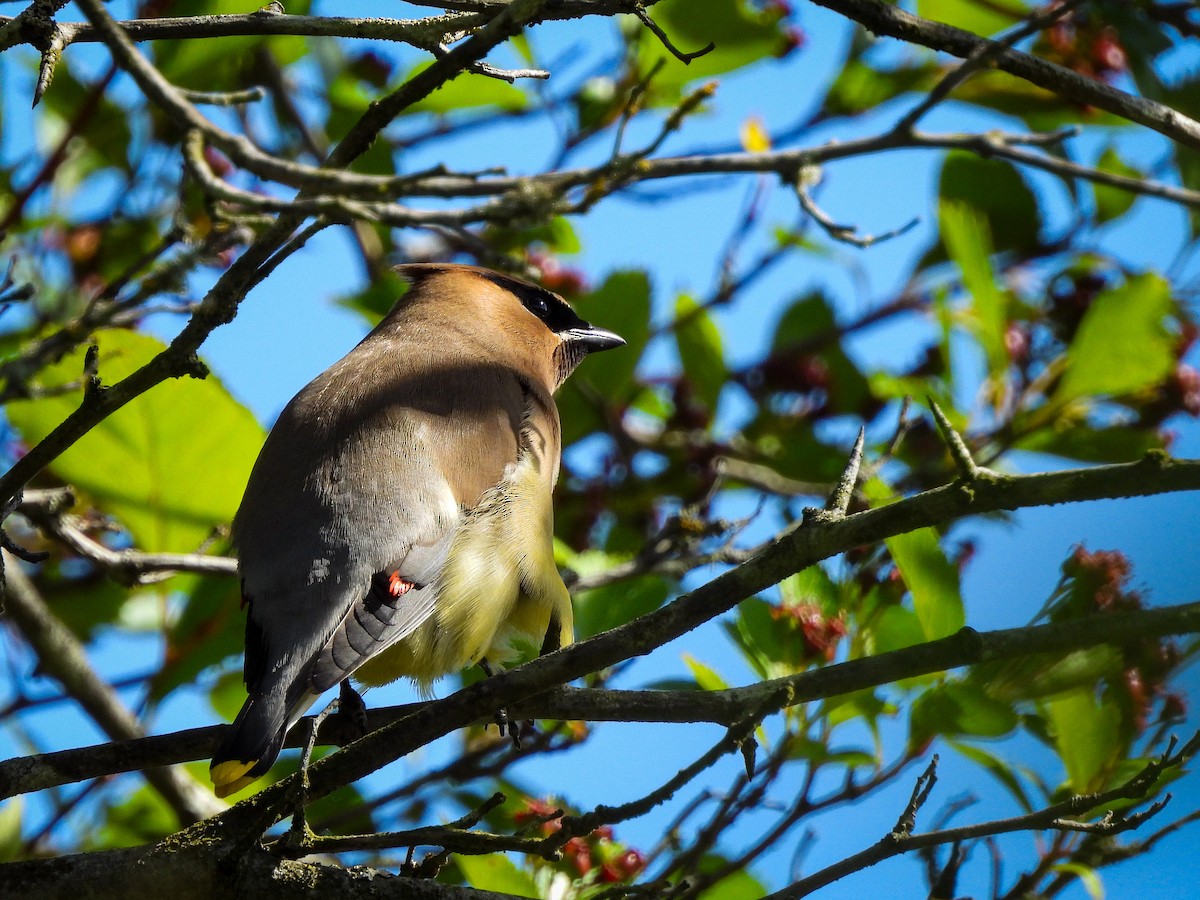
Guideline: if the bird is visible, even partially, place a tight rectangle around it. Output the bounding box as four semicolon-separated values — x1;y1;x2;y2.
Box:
209;263;624;798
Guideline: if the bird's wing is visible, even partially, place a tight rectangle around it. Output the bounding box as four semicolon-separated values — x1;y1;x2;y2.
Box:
233;354;525;719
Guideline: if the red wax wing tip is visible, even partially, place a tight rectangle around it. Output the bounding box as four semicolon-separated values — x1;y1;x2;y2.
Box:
389;571;415;597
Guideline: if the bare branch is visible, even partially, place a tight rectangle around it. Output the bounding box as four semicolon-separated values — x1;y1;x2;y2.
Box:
1;550;225;822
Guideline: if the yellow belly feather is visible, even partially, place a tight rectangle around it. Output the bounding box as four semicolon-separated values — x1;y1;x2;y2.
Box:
354;452;572;688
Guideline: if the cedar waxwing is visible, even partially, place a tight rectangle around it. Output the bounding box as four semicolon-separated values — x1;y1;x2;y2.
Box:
209;263;624;798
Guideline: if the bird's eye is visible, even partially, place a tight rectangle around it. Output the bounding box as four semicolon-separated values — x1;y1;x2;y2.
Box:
526;295;551;320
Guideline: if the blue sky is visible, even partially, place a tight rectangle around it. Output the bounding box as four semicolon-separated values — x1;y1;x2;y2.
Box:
3;2;1200;897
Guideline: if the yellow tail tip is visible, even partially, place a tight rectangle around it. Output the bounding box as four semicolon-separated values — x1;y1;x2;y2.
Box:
210;759;258;799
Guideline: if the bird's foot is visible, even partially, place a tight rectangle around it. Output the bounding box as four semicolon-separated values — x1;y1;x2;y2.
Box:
477;659;531;748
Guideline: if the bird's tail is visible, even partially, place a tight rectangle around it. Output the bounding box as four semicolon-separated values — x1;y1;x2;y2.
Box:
210;688;309;798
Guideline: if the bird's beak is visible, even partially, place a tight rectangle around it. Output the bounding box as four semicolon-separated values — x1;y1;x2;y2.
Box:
563;325;625;353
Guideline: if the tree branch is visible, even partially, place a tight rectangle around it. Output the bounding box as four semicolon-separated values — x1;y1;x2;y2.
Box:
0;551;224;822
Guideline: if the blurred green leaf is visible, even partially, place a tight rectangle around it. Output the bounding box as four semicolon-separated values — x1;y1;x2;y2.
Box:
150;571;242;702
1014;424;1163;464
1056;273;1174;402
779;565;839;611
698;870;768;900
823;58;937;117
208;667;248;724
7;331;264;553
889;526;965;640
41;64;132;178
725;596;785;681
770;292;871;413
674;293;726;416
824;688;893;731
154;0;308;88
684;653;730;691
975;646;1123;703
633;0;789;99
86;785;178;849
870;605;926;655
940;200;1008;378
1093;147;1142;223
455;853;539;897
918;0;1027;36
573;572;671;640
0;797;22;863
336;269;407;325
1050;863;1103;900
936;152;1040;259
910;680;1018;748
1043;686;1121;793
401;61;529;115
560;270;652;446
865;479;964;640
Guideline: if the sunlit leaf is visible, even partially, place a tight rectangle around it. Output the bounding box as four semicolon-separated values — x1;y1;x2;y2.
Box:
936;152;1040;258
0;797;22;863
1043;686;1121;793
1093;147;1142;223
910;680;1018;749
865;478;965;641
684;653;730;691
1056;273;1174;402
675;293;726;416
918;0;1028;36
7;331;264;553
400;61;529;115
696;855;768;900
940;200;1008;379
456;853;539;897
633;0;790;99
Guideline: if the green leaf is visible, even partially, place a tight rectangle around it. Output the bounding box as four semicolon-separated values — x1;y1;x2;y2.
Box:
870;605;927;655
936;152;1040;258
208;668;249;724
335;269;407;325
769;292;871;413
154;0;309;88
572;572;671;640
1049;863;1104;900
0;797;22;862
910;680;1018;749
940;200;1008;378
632;0;790;98
1013;424;1163;465
683;653;730;691
559;270;652;446
890;527;965;640
1093;147;1142;223
1056;273;1174;402
918;0;1028;36
40;64;132;178
455;853;539;897
674;293;726;416
697;867;769;900
401;61;529;115
823;58;938;117
150;572;243;702
779;565;839;611
1043;686;1121;793
7;331;264;553
974;646;1123;703
864;479;965;640
86;785;179;849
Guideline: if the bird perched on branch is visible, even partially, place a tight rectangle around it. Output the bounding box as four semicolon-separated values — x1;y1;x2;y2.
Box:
209;263;624;798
